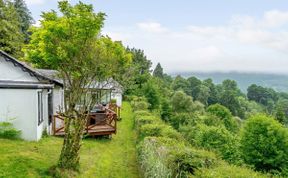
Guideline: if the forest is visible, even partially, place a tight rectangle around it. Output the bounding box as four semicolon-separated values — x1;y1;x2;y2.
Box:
0;0;288;177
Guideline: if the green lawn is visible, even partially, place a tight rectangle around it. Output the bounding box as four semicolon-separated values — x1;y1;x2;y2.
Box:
0;102;139;178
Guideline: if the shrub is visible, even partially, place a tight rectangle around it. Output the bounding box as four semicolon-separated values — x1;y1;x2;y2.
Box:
137;137;174;178
140;124;165;138
169;112;195;130
132;101;149;111
160;126;183;140
207;104;239;132
195;125;241;164
134;110;152;118
142;80;161;110
194;161;269;178
202;114;223;127
160;99;172;122
168;147;217;177
240;114;288;172
0;122;21;139
135;115;159;129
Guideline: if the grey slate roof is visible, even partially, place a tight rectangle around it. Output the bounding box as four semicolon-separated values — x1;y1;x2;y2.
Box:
0;51;63;87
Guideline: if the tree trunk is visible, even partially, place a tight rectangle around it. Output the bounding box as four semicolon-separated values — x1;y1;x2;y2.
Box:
57;114;87;170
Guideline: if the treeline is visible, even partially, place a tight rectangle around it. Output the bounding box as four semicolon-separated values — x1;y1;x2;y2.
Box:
0;0;33;57
125;48;288;177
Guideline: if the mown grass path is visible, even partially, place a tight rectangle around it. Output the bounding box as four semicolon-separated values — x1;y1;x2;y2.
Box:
0;102;139;178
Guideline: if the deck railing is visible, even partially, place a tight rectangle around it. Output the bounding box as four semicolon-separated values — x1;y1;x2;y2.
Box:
52;107;118;136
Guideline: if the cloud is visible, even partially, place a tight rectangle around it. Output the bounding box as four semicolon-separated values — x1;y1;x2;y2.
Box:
137;22;168;33
104;10;288;74
261;10;288;28
24;0;45;5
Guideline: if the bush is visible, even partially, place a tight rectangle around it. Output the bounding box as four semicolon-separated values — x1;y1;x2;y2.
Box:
132;101;149;111
137;137;174;178
194;161;269;178
195;125;241;164
202;114;223;127
135;115;159;129
169;112;195;130
168;147;217;177
240;114;288;172
160;99;172;122
160;126;183;140
0;122;21;139
140;124;165;138
207;104;239;132
134;110;152;117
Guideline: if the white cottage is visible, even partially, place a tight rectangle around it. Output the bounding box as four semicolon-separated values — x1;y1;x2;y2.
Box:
87;79;123;107
0;51;64;141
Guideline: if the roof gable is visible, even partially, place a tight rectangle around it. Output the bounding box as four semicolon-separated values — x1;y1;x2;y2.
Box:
0;51;63;86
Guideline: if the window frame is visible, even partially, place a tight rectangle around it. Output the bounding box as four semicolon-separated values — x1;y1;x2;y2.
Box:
37;90;44;126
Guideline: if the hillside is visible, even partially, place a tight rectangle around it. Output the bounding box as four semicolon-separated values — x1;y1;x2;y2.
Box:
172;72;288;92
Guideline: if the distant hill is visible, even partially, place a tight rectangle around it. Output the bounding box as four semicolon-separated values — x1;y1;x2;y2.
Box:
171;72;288;93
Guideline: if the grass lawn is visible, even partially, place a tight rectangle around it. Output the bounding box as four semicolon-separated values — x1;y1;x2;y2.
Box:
0;102;139;178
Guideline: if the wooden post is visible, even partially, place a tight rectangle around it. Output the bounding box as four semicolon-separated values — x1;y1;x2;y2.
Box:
52;115;56;135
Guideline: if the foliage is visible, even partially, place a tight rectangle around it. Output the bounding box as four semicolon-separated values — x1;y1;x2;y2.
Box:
13;0;33;43
137;137;173;178
160;98;172;122
131;97;149;111
240;114;288;172
169;112;196;130
195;125;241;164
0;0;24;57
171;75;189;94
207;104;239;132
0;122;21;139
247;84;278;114
153;62;164;78
218;80;245;117
168;148;217;177
195;84;210;105
125;47;152;94
187;76;202;99
141;79;161;110
171;90;195;113
135;115;159;129
274;99;288;125
194;161;269;178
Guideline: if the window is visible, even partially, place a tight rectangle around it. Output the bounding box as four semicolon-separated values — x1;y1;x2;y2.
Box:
38;91;43;125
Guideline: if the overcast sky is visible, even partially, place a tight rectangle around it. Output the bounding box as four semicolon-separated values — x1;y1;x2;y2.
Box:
25;0;288;74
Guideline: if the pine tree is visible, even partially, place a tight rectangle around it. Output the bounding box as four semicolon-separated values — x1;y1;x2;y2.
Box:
153;62;164;78
0;0;24;57
13;0;33;43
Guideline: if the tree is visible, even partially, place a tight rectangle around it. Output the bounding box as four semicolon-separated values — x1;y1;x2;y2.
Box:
13;0;33;43
171;91;194;113
207;104;238;132
25;1;131;170
203;78;218;105
187;76;202;99
240;114;288;172
153;62;164;78
125;47;152;94
195;84;210;105
142;79;161;110
171;75;189;94
218;80;244;118
275;99;288;125
247;84;278;108
160;98;172;122
0;0;24;57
